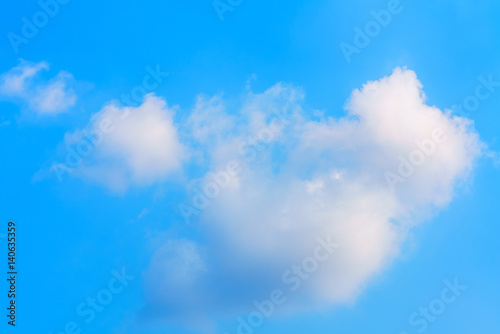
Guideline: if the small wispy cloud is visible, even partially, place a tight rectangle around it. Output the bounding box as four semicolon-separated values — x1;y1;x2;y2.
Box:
0;59;77;115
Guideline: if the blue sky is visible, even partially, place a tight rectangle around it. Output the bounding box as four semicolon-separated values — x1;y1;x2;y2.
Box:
0;0;499;333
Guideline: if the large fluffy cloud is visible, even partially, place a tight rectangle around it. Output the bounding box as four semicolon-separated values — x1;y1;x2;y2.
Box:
0;60;77;114
142;68;483;327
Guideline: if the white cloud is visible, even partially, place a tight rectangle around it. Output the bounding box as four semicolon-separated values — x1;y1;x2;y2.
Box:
62;94;185;192
186;94;235;144
143;68;483;325
0;60;48;95
0;59;77;115
30;71;77;114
